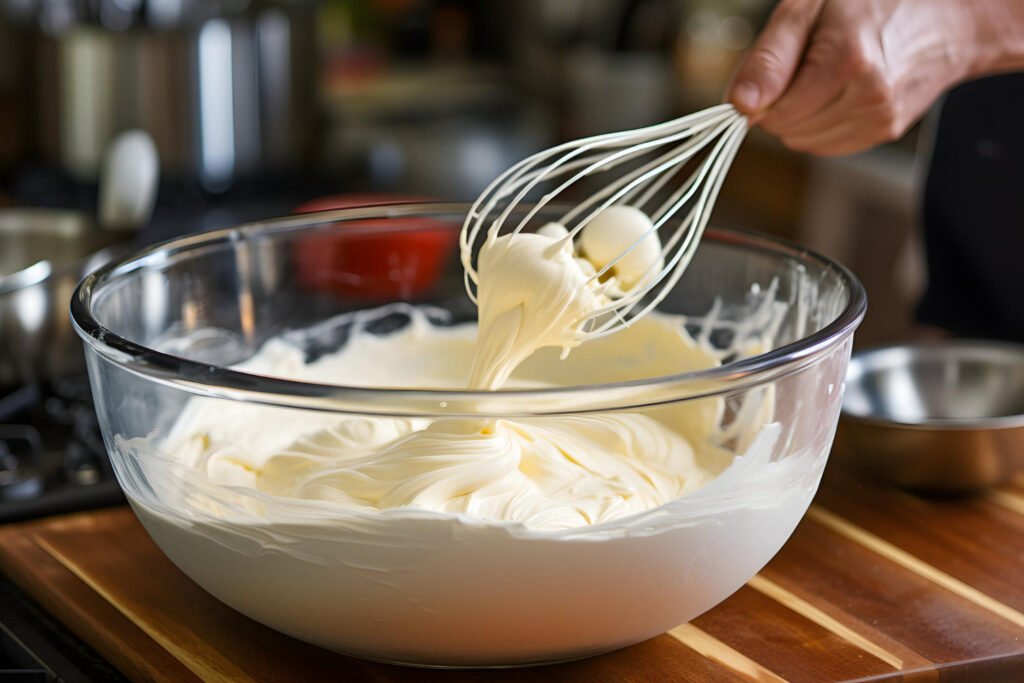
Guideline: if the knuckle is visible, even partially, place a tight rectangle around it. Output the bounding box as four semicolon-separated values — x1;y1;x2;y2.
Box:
884;116;907;141
867;77;901;128
864;109;905;146
746;47;787;74
841;42;873;78
740;47;791;93
864;72;896;107
807;30;875;81
804;32;848;71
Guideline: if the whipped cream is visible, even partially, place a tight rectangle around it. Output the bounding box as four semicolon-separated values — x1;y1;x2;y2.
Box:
121;291;841;667
106;193;854;666
160;211;728;531
468;228;605;389
469;207;664;389
165;313;717;531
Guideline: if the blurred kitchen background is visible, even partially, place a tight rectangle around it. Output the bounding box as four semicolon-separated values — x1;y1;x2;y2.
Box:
0;0;925;346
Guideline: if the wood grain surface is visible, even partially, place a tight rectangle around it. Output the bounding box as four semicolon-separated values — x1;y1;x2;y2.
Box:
1;464;1023;683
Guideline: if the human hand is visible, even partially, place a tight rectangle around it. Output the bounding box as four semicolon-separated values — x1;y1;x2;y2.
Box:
726;0;991;156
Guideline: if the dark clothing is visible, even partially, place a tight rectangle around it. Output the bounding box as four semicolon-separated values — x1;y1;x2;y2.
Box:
918;72;1024;340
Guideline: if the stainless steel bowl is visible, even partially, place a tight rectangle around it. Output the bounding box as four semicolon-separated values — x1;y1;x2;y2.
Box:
0;209;127;387
839;340;1024;491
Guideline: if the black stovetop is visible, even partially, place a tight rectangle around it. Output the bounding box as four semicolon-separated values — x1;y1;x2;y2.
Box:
0;379;124;525
0;379;129;682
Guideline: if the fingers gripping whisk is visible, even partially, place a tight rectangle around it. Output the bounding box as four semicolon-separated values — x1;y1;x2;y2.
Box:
460;104;748;341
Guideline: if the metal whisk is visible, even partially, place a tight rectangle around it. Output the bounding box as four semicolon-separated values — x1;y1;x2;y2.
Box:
460;104;748;340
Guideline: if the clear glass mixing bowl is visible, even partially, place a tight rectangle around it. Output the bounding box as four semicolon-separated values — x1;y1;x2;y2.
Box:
71;203;865;668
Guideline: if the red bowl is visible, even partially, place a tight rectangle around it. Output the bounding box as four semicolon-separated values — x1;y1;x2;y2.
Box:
292;195;459;299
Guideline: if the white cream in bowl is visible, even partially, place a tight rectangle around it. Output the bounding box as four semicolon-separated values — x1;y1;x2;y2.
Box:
116;223;840;667
120;304;834;667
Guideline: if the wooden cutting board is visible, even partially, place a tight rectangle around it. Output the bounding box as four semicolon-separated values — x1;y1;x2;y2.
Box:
1;463;1023;683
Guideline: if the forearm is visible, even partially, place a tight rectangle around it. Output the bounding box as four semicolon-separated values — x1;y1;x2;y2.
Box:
970;0;1024;76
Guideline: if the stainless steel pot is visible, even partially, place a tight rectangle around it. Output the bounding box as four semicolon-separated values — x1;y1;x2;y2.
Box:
0;209;127;387
23;1;316;190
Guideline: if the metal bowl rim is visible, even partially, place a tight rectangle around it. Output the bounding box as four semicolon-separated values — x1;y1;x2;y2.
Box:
0;209;106;294
842;339;1024;430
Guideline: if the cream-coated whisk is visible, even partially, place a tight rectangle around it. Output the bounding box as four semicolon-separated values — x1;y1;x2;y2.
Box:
460;104;748;340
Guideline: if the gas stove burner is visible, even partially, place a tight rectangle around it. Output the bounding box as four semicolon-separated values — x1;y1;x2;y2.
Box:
0;384;40;424
0;425;44;500
0;378;123;523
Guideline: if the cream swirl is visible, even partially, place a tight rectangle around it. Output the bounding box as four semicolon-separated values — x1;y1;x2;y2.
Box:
164;312;723;531
193;415;705;530
469;209;665;390
468;229;606;390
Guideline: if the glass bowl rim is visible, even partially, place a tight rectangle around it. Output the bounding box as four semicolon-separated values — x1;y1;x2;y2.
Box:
70;202;866;417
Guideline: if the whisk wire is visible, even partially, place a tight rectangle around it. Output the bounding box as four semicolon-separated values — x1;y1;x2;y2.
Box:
585;117;748;338
466;105;738;254
559;114;734;235
461;105;749;334
502;108;736;242
583;113;742;289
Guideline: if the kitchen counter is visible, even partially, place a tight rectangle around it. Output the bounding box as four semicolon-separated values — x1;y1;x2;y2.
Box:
0;460;1022;682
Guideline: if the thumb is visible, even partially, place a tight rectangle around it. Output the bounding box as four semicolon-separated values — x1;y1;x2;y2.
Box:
727;0;826;117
